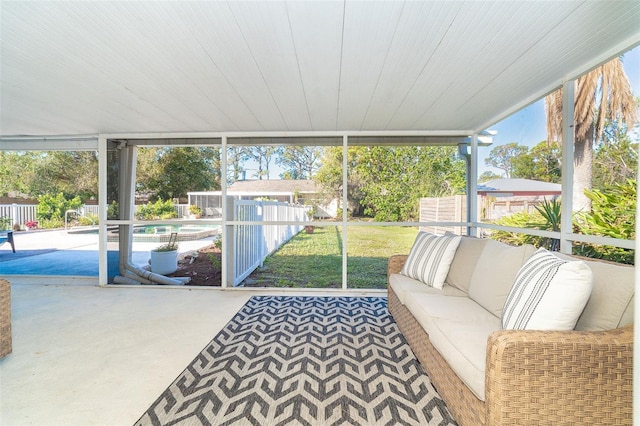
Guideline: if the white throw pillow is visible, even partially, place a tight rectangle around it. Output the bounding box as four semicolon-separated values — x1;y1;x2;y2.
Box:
502;248;593;330
401;232;461;289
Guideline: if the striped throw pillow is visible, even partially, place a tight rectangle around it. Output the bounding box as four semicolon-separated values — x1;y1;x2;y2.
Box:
401;232;461;289
502;248;593;330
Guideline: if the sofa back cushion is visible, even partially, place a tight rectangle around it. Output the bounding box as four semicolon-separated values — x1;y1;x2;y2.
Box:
401;232;461;289
554;253;634;331
445;236;488;293
468;240;537;318
502;248;593;330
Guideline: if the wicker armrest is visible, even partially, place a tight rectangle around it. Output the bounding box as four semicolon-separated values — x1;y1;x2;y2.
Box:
388;254;408;277
485;325;633;425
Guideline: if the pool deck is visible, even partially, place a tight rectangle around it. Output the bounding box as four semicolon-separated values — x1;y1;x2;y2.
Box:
0;228;216;280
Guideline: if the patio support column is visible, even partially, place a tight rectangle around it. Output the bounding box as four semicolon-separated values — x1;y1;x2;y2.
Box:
635;133;640;426
119;145;137;258
341;135;348;290
221;136;229;288
468;134;479;237
560;80;575;254
98;135;108;286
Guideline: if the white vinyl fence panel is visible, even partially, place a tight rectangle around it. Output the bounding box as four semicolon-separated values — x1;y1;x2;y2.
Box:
0;204;37;226
231;200;309;286
0;204;100;227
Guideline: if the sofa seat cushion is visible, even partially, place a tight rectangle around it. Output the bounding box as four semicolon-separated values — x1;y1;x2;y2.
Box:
429;318;500;401
389;273;466;305
468;240;537;318
404;292;500;401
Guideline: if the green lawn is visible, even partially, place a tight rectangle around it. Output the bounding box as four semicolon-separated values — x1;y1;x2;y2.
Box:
245;225;417;289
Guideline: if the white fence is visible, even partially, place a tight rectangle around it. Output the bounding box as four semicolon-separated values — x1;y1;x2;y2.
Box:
0;204;38;226
0;203;189;226
229;199;309;286
0;204;101;227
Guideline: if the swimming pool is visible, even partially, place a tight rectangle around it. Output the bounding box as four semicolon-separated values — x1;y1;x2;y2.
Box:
69;224;220;242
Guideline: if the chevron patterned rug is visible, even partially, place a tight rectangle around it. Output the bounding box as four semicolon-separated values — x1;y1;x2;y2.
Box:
136;296;456;426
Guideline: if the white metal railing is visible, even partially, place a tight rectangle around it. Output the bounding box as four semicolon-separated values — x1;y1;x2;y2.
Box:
230;199;309;286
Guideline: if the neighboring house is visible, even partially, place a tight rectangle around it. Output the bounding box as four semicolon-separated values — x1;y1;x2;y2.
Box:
188;180;337;219
477;178;561;220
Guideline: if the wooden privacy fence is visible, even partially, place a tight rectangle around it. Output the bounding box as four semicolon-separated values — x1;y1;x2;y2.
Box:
226;198;309;286
419;195;467;235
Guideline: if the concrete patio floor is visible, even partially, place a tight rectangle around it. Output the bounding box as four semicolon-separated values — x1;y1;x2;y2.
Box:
0;282;381;425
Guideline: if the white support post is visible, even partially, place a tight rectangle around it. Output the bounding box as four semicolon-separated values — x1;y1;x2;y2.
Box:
342;135;348;290
634;136;640;426
98;135;108;286
560;80;575;254
221;136;229;288
469;134;478;237
225;196;235;287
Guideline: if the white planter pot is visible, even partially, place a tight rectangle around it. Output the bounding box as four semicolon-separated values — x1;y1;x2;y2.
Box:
150;250;178;275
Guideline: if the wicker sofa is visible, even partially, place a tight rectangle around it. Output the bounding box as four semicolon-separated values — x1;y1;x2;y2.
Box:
388;236;633;425
0;279;11;359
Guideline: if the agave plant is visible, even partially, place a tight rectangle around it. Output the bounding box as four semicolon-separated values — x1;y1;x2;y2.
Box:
491;198;562;251
532;198;561;251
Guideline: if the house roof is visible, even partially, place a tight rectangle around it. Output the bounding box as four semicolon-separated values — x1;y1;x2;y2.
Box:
227;179;318;194
1;1;639;139
478;178;562;195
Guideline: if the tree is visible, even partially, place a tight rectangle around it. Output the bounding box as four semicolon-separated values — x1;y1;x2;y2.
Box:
0;151;98;200
137;147;221;201
478;171;501;183
484;143;528;178
314;146;366;217
355;146;466;221
0;151;38;197
277;147;323;179
545;57;637;211
227;147;250;183
511;141;561;183
593;131;637;189
247;146;281;180
315;146;466;221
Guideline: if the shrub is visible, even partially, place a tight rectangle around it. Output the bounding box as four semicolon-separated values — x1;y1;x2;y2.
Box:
37;193;82;221
490;199;561;251
573;180;635;264
136;199;178;220
107;201;119;220
152;241;178;252
0;217;10;231
37;218;63;229
78;214;98;226
490;210;548;248
491;181;636;265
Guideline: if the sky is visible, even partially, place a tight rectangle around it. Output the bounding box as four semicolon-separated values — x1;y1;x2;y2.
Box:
479;44;640;175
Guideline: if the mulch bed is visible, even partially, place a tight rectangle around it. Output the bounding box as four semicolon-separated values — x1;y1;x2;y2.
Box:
167;244;222;286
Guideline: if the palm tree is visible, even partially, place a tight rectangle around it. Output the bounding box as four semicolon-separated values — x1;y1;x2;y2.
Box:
545;57;637;211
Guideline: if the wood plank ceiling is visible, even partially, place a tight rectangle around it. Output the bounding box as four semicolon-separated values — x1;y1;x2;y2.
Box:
1;1;639;137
